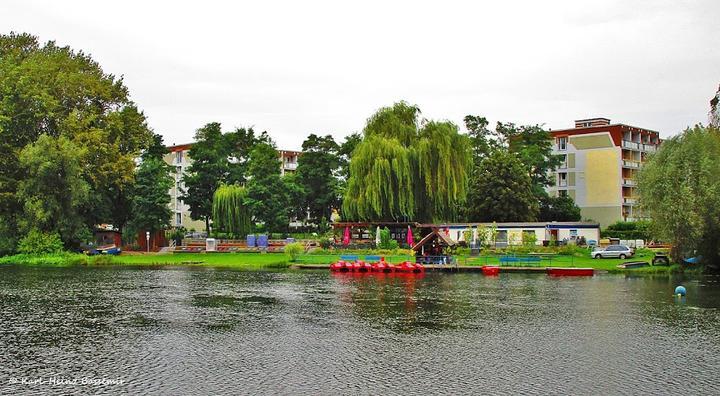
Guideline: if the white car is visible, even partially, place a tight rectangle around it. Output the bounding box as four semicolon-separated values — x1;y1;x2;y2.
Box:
592;245;634;259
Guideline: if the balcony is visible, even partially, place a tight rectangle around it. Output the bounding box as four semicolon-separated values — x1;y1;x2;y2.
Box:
642;144;657;153
622;140;640;150
623;197;638;205
283;162;298;171
622;160;640;169
622;178;637;187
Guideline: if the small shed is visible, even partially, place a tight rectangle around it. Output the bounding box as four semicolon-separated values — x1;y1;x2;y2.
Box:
412;227;457;264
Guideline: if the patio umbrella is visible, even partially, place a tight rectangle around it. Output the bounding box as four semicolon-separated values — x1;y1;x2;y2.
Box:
375;226;381;247
343;226;351;246
406;225;414;248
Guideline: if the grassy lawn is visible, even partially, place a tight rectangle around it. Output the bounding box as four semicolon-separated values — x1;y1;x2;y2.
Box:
458;250;679;273
0;250;681;273
111;252;290;268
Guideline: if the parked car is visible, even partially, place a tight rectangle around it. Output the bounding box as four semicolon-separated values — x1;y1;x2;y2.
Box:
592;245;634;259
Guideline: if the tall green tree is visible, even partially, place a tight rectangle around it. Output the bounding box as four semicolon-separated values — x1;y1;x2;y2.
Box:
464;115;500;167
182;123;230;232
182;123;266;232
296;134;340;223
343;102;472;222
638;125;720;265
0;32;152;244
466;150;539;222
17;135;90;246
464;115;561;193
338;132;362;181
212;184;252;238
225;127;266;185
246;142;292;232
129;134;173;239
496;122;563;192
538;195;582;221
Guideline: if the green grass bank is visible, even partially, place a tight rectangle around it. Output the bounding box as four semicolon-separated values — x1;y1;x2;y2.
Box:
0;250;686;274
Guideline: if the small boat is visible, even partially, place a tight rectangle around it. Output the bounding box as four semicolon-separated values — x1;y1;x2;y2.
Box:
546;267;594;276
371;259;395;273
395;261;425;273
356;261;372;273
616;261;649;269
330;260;353;272
481;265;500;276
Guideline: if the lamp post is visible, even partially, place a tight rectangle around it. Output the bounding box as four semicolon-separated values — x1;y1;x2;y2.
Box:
146;231;150;253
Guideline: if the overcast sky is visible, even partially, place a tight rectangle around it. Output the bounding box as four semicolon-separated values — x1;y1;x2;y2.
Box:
3;0;719;149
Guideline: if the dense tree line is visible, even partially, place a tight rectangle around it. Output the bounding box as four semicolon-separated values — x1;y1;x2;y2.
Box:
638;125;720;266
0;33;156;253
0;32;584;255
462;115;581;223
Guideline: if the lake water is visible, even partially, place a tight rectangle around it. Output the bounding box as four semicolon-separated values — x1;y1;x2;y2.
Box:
1;266;719;395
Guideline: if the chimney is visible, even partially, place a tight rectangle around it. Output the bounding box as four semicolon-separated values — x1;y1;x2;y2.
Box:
574;118;611;128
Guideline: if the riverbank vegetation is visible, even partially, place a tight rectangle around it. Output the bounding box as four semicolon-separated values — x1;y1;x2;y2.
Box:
0;249;685;274
0;31;715;274
638;125;720;268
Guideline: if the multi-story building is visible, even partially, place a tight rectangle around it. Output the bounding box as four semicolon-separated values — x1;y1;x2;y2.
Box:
164;143;206;231
547;118;661;228
164;143;302;230
278;150;301;176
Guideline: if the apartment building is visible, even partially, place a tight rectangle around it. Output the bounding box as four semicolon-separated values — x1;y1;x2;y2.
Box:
547;118;661;228
278;150;301;176
164;143;301;230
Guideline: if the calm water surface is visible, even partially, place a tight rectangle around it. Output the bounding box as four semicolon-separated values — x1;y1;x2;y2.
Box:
1;266;719;395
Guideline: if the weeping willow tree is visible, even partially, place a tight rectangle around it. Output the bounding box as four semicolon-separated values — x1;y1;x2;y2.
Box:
212;184;252;237
343;102;472;222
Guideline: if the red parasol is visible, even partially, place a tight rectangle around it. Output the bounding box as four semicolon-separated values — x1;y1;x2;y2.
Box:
343;226;350;246
406;225;414;248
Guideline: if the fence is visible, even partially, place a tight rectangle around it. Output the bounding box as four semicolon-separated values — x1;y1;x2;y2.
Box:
458;253;576;267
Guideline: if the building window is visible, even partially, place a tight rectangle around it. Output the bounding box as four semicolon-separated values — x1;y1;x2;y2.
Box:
558;189;568;197
558;137;568;150
175;213;182;226
175;150;183;164
496;230;508;243
570;229;578;238
560;154;567;168
558;172;568;187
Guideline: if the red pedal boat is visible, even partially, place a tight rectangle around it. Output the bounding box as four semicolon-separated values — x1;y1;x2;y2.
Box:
546;267;594;276
481;266;500;276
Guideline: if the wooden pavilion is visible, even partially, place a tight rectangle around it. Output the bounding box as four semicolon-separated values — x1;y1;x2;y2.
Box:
412;227;458;264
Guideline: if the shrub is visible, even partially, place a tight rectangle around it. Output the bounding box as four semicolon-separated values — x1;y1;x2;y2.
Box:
557;244;589;257
378;227;399;250
522;232;537;247
284;242;304;262
319;238;333;249
17;231;64;254
601;221;653;241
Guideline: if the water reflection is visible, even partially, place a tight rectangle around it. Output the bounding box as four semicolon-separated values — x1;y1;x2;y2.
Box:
0;266;719;395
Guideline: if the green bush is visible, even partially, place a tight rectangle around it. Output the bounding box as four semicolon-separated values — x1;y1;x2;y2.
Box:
522;232;537;247
284;242;304;262
557;244;590;257
601;221;653;240
319;238;333;249
378;227;399;249
17;231;64;254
